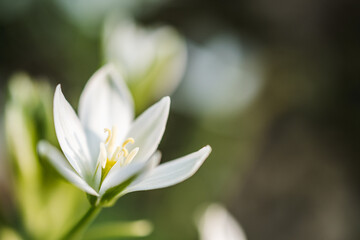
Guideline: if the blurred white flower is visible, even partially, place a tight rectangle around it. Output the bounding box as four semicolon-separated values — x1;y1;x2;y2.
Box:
54;0;167;35
173;33;264;119
38;65;211;205
198;204;247;240
103;19;187;111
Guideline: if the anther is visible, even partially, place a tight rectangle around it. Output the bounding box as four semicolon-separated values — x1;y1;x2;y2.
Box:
100;129;139;176
104;128;111;144
122;148;129;157
121;138;135;157
122;138;135;148
124;147;139;165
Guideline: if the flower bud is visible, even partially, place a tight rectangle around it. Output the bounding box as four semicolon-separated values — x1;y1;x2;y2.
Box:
103;18;187;112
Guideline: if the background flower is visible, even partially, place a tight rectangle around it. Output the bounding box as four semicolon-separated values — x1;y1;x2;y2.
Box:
197;203;247;240
103;18;187;112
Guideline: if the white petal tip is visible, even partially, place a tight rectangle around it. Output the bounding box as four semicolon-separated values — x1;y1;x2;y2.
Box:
37;140;60;158
104;63;117;71
202;145;212;152
78;184;100;197
200;145;212;157
37;140;48;155
55;84;62;93
54;84;64;102
100;64;114;74
157;96;171;109
159;96;171;114
154;150;162;159
162;96;171;105
90;191;100;197
96;64;122;80
193;146;212;170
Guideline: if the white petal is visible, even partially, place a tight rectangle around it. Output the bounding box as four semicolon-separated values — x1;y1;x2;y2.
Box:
78;64;134;158
99;161;148;195
125;146;211;193
37;141;99;196
127;151;162;188
54;85;93;177
126;97;170;163
102;151;161;195
198;204;247;240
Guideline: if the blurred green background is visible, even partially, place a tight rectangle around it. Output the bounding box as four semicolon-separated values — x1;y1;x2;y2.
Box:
0;0;360;239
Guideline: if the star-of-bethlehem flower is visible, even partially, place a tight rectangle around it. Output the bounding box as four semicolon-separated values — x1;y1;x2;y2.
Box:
38;65;211;206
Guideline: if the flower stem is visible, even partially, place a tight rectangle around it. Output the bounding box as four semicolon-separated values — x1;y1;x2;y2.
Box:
61;206;102;240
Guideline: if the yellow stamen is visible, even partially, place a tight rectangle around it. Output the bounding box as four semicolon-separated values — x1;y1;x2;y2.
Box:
100;130;139;180
107;126;118;154
122;148;129;157
118;152;126;166
121;138;135;157
122;138;135;148
124;147;139;165
110;146;122;162
98;143;108;169
104;128;111;144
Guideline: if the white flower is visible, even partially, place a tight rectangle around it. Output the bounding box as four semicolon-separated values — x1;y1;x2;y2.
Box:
197;204;247;240
103;19;187;110
38;65;211;205
173;33;263;119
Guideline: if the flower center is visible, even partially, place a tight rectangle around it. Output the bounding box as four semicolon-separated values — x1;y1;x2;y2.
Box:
98;126;139;180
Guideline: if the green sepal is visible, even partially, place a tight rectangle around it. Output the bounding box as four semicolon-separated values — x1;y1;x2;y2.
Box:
99;176;137;207
87;194;98;206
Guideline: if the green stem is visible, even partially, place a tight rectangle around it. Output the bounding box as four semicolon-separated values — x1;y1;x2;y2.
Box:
61;206;102;240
